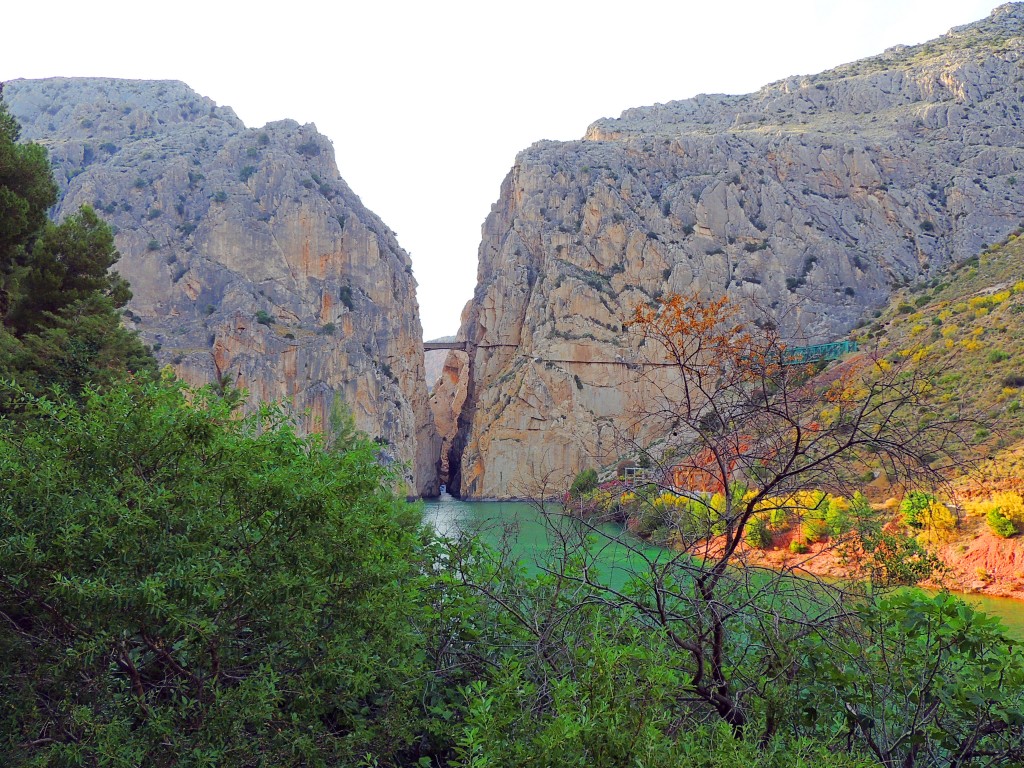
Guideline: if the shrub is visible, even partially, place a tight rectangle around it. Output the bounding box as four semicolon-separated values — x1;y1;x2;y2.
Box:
804;517;828;544
900;491;933;529
212;190;227;203
0;379;432;765
790;540;809;554
745;514;772;549
988;350;1009;363
968;492;1024;525
239;165;257;182
147;239;160;251
569;468;599;498
912;495;958;545
319;322;336;335
826;498;853;536
987;508;1018;538
255;310;274;326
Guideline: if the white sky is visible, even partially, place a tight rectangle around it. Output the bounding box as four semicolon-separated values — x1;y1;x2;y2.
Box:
3;1;1000;339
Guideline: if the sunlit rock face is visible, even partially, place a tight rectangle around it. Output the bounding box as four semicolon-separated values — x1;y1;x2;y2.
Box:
6;77;439;496
453;5;1024;499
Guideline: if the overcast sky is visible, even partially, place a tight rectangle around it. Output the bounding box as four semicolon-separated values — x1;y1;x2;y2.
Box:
4;0;1000;338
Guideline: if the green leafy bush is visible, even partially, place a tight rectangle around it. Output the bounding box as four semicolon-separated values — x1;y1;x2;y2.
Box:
746;514;772;548
803;592;1024;767
569;467;599;498
987;507;1018;538
900;490;933;529
803;517;828;543
0;379;436;765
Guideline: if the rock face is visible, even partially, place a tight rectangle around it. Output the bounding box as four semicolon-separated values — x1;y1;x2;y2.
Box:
428;350;470;487
453;4;1024;498
5;77;439;496
425;336;457;390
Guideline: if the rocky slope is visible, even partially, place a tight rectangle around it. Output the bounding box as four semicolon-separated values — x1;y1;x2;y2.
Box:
453;4;1024;499
5;77;439;495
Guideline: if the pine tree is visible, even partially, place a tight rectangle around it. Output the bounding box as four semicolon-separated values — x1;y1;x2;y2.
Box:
0;83;154;403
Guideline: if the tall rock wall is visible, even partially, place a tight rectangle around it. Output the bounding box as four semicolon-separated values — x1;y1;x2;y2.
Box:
454;4;1024;498
5;77;439;495
428;350;469;486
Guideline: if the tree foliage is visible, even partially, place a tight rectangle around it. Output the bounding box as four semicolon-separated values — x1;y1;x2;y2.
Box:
548;291;971;736
0;86;56;308
0;377;444;766
804;592;1024;767
0;86;153;404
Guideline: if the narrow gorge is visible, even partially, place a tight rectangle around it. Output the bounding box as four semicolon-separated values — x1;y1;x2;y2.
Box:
9;4;1024;502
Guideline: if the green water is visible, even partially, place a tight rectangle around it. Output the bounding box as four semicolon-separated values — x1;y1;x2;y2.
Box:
424;495;670;589
423;495;1024;639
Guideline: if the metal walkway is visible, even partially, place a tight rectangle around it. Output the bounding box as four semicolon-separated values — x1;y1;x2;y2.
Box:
782;339;859;365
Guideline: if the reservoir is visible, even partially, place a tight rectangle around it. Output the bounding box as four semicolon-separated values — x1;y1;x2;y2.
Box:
423;495;1024;639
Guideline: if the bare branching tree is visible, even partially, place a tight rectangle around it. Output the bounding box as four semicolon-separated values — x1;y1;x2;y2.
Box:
469;291;978;744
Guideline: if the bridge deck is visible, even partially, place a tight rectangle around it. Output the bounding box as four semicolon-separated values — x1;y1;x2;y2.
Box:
423;341;467;352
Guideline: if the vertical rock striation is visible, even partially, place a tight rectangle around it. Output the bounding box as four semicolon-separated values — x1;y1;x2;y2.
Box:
5;77;439;495
454;4;1024;498
428;349;469;486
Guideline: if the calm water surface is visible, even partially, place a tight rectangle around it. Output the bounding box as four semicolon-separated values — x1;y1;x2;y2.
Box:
423;495;1024;639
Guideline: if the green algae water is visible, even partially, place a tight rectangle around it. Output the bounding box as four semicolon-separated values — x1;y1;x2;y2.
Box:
423;495;1024;639
424;495;666;589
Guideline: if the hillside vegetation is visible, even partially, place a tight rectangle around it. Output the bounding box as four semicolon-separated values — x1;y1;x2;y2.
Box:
849;228;1024;595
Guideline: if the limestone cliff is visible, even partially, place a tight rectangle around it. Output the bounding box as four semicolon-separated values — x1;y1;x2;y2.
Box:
429;349;469;486
5;77;439;495
454;4;1024;498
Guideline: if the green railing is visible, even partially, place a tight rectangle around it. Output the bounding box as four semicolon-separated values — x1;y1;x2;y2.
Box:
782;339;859;365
